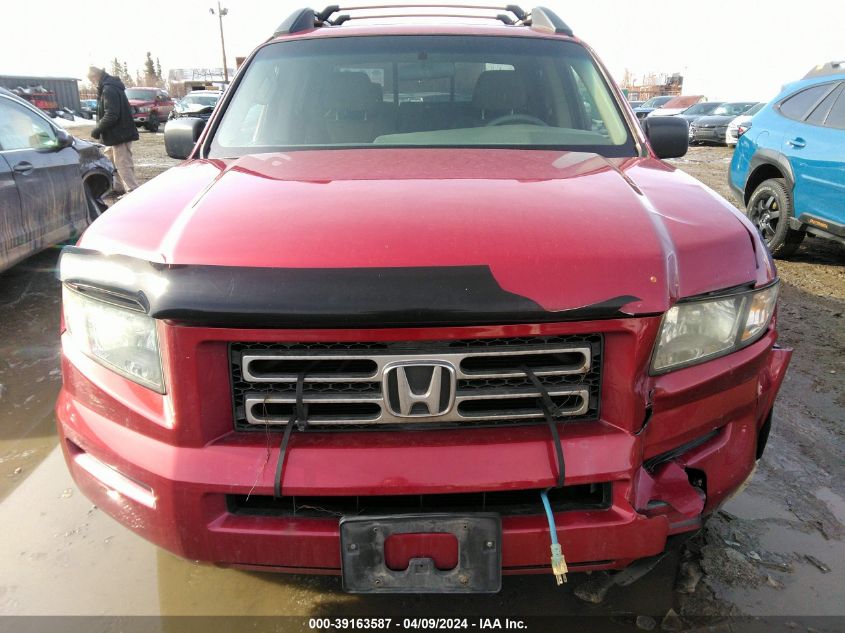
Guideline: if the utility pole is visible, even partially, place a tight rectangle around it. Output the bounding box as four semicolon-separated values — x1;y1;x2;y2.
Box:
209;1;229;84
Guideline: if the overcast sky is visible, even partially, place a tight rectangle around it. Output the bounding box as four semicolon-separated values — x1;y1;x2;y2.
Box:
1;0;841;101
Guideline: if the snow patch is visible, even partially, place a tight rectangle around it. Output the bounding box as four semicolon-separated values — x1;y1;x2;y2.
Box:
53;116;94;129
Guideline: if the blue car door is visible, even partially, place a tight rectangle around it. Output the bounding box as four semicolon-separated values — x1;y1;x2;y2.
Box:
782;82;845;227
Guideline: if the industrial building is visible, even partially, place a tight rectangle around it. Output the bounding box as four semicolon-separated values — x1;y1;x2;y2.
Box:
0;74;81;113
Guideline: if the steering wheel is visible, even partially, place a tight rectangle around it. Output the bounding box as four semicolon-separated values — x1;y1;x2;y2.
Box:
485;113;549;127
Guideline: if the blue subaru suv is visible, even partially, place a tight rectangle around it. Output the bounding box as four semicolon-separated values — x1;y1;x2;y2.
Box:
730;62;845;258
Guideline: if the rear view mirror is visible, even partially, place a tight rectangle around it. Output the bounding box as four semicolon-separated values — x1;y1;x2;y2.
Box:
164;118;206;159
642;116;688;159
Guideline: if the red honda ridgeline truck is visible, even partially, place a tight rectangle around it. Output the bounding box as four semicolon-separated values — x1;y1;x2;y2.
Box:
56;5;791;593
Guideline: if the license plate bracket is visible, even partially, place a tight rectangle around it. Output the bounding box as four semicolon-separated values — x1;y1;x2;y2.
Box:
340;513;502;594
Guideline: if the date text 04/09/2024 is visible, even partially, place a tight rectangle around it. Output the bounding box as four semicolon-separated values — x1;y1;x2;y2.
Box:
307;618;528;630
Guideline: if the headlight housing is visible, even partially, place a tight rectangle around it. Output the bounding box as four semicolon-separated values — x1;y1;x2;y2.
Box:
651;283;779;373
63;288;164;392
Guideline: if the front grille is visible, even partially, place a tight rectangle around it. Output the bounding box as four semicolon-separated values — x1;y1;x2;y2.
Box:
227;483;611;518
230;335;602;430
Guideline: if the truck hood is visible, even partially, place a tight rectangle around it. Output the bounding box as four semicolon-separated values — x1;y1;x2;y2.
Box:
79;149;772;318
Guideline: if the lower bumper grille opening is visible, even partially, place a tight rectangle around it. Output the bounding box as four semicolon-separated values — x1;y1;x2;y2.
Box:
227;483;611;519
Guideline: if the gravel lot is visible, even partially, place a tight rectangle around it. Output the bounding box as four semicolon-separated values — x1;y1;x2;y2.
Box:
0;127;842;627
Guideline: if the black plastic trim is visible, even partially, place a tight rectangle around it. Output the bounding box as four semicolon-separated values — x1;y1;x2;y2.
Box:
797;213;845;238
340;514;502;593
756;409;772;460
59;247;641;329
745;149;795;203
643;429;720;473
227;483;611;518
274;8;317;35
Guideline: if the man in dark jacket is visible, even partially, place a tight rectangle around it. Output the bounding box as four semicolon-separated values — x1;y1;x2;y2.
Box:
87;66;140;194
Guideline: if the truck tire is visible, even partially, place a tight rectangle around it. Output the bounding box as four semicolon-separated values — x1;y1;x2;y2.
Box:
746;178;804;259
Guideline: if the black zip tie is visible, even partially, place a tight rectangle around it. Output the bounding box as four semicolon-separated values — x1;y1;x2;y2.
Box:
274;368;310;499
521;365;565;489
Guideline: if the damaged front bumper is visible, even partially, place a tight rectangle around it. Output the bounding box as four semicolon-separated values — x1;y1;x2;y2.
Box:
74;138;114;201
55;318;791;576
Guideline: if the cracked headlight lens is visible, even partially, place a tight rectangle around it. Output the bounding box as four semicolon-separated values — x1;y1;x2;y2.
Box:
652;283;779;373
63;288;164;392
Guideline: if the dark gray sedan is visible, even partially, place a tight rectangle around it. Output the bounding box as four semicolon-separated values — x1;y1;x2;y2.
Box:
677;101;724;125
0;88;113;273
688;101;757;145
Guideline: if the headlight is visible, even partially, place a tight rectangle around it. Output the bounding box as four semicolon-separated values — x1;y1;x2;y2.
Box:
652;283;779;373
63;288;164;392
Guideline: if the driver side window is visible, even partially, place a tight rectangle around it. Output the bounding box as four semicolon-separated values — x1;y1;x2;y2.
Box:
0;99;58;151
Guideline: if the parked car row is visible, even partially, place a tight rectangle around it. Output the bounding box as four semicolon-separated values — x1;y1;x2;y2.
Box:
79;98;98;120
168;90;222;122
688;102;759;145
629;97;763;145
631;95;673;119
646;95;705;118
726;102;765;145
104;88;223;133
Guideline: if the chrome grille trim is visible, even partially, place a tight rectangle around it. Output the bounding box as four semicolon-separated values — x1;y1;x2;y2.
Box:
243;386;590;426
231;336;601;429
241;347;591;383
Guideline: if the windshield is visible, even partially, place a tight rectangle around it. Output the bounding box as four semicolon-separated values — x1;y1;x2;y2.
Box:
746;102;764;115
641;96;672;108
684;102;721;115
209;36;635;157
712;102;755;116
182;94;219;106
125;89;157;101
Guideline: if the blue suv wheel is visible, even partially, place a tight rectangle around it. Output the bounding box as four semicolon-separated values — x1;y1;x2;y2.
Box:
746;178;805;258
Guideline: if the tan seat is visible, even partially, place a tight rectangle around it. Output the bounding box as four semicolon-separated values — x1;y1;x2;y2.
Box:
471;70;529;122
321;72;390;144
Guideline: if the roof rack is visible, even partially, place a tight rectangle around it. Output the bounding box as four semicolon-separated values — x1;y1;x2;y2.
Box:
273;4;573;37
803;61;845;79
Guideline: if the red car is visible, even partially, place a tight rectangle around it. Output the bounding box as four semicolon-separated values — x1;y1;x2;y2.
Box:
125;87;173;132
56;5;790;594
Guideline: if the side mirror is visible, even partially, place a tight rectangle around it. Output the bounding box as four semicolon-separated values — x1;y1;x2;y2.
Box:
164;117;206;159
642;116;688;159
56;128;74;149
